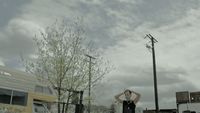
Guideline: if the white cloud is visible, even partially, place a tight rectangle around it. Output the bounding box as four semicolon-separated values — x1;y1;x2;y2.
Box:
6;18;44;37
0;18;43;58
1;0;200;110
99;6;200;109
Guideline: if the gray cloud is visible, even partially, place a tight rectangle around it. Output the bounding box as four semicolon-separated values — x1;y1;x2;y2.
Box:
0;18;42;67
133;0;200;26
93;77;197;109
110;66;188;86
93;65;197;108
0;0;31;29
1;0;200;110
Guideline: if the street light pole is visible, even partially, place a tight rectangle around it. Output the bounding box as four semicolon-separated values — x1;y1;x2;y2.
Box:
145;34;159;113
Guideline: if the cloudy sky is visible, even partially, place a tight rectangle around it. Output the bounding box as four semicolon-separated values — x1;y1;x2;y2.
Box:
1;0;200;110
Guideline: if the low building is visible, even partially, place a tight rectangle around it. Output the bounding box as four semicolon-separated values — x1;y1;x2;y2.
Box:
176;91;200;113
143;109;177;113
0;66;57;113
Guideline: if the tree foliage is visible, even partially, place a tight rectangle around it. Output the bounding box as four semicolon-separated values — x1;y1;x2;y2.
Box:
22;19;112;113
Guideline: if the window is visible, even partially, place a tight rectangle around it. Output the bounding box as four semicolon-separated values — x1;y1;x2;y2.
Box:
0;88;28;106
0;88;12;104
12;91;28;106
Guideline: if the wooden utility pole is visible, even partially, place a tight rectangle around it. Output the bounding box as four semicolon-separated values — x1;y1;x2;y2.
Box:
85;54;95;113
145;34;159;113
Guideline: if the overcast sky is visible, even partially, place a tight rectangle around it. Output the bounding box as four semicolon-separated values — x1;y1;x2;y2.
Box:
1;0;200;110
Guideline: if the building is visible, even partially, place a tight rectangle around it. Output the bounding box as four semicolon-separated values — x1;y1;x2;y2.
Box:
143;109;177;113
176;91;200;113
0;66;56;113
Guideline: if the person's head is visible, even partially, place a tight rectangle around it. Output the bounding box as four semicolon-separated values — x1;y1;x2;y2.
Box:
124;89;132;100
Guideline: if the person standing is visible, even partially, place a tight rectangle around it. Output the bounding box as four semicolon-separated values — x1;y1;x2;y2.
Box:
115;89;141;113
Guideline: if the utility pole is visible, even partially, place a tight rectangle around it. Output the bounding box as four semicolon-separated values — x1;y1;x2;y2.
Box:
145;34;159;113
85;54;95;113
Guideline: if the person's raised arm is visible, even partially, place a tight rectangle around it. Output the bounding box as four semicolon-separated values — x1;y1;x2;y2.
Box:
115;92;124;103
132;91;141;104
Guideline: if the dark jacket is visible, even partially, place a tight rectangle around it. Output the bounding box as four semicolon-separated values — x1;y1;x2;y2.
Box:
123;101;136;113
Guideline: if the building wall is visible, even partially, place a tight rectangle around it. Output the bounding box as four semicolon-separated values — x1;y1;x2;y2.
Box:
178;103;200;113
143;109;177;113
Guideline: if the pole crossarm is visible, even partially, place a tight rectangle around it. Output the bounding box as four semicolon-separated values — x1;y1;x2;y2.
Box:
145;34;158;43
85;54;96;60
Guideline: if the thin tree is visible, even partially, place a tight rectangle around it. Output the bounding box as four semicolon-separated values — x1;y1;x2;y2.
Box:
21;19;112;113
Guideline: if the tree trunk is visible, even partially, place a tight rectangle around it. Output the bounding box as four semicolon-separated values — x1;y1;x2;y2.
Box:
58;89;61;113
65;92;71;113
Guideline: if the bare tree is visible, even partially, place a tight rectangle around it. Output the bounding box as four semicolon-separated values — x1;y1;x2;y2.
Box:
21;19;112;113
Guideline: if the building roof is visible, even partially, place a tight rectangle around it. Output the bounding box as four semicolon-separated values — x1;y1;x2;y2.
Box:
0;65;43;92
